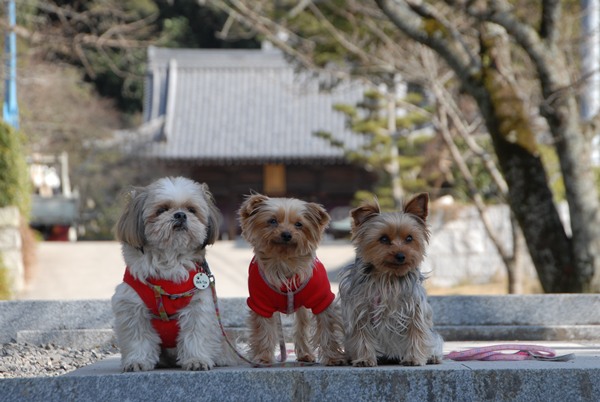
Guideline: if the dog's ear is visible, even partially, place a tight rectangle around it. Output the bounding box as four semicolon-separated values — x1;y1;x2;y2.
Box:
114;187;148;249
238;193;269;222
350;200;381;229
404;193;429;222
305;202;331;232
201;183;221;245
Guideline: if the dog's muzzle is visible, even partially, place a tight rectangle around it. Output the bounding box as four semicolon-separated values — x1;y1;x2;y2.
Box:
172;212;188;230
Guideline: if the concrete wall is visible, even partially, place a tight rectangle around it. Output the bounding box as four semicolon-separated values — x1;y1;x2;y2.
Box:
423;203;568;288
0;206;23;298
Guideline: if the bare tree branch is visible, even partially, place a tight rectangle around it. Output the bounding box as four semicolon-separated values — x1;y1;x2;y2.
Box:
375;0;481;93
540;0;561;42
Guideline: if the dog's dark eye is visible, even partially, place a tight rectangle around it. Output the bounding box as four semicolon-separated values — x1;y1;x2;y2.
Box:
295;222;303;228
268;218;277;225
156;207;168;216
187;207;196;214
406;235;413;242
379;235;390;244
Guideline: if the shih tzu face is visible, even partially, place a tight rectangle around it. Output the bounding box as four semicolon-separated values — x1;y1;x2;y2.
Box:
116;176;220;255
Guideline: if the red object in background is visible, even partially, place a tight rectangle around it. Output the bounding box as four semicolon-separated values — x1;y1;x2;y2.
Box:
47;225;70;241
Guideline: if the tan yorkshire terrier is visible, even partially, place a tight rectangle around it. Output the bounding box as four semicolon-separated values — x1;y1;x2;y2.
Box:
238;193;345;366
339;193;443;367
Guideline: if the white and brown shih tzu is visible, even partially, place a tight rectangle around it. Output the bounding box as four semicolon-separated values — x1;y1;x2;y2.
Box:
238;193;346;366
339;193;443;367
111;176;237;371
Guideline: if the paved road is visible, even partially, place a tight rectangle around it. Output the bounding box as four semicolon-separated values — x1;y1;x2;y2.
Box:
18;239;355;300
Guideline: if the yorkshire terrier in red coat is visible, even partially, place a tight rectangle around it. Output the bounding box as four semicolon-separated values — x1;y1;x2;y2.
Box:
238;193;345;366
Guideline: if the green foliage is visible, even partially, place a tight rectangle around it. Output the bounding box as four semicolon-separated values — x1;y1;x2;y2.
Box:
539;144;565;202
28;1;259;113
353;189;395;211
319;88;434;208
279;0;390;71
440;133;503;204
0;264;10;300
0;122;30;216
76;151;165;240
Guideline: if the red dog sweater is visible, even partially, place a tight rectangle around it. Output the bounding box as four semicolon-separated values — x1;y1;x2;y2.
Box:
247;256;335;318
123;264;204;348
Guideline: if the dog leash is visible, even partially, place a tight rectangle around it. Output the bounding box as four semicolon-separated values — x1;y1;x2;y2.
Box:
202;261;318;368
445;344;575;362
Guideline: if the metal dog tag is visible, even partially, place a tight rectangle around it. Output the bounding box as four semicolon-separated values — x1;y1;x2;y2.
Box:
193;272;210;290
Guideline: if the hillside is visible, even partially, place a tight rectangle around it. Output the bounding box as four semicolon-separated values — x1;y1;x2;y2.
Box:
17;52;140;239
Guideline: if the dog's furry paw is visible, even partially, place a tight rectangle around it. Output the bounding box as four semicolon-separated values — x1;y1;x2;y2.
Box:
427;355;443;365
250;352;275;365
182;360;213;371
123;361;155;372
352;358;377;367
401;358;427;366
255;358;274;365
323;356;347;366
296;353;316;363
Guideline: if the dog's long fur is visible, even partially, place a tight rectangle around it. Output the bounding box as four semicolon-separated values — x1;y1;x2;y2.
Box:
238;194;345;365
111;176;238;371
339;193;443;367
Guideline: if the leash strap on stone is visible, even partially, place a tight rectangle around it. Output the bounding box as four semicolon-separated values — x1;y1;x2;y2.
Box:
208;274;317;368
445;344;575;362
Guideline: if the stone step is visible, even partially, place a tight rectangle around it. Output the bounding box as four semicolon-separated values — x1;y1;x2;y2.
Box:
15;322;600;353
3;297;600;401
2;342;599;402
16;329;116;349
4;295;600;344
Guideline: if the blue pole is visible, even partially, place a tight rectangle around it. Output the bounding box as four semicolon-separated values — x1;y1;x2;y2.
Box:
3;0;19;129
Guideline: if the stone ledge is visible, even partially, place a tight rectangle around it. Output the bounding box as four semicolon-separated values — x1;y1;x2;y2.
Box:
2;342;600;402
4;295;600;344
0;206;19;227
1;300;113;343
16;329;116;349
438;325;600;341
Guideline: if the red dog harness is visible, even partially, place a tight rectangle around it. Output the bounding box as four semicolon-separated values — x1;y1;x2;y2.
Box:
123;262;207;348
247;256;335;318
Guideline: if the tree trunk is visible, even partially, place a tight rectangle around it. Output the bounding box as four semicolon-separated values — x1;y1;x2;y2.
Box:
471;25;583;292
486;121;579;292
376;0;600;291
506;215;524;295
536;49;600;292
217;0;600;292
386;91;404;208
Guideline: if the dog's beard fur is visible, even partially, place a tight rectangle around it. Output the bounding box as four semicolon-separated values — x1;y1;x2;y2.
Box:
111;177;239;372
340;194;443;367
340;265;443;366
238;194;346;366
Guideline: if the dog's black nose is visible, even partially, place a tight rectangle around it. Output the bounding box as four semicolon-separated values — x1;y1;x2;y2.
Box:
174;212;187;221
395;253;406;263
281;231;292;242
